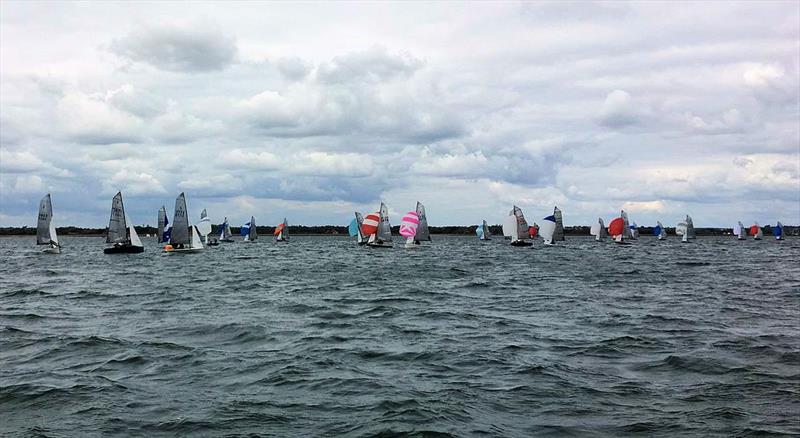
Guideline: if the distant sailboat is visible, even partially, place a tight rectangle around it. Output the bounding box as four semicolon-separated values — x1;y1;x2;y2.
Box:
274;218;289;242
104;191;144;254
654;221;667;240
349;212;368;245
676;216;690;243
686;215;696;239
242;216;257;242
218;217;234;242
362;202;392;247
414;202;431;244
589;218;606;241
553;206;565;241
164;192;204;253
540;215;557;246
503;206;532;247
37;194;60;254
750;222;763;240
476;220;491;241
629;221;639;239
157;205;172;243
197;209;213;245
399;211;420;248
608;214;628;244
733;221;746;240
773;221;783;240
621;210;633;240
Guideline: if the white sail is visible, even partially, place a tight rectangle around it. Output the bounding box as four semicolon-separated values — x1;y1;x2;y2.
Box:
589;220;601;237
657;221;666;240
676;221;688;236
734;221;746;239
481;220;491;240
621;210;632;239
503;214;517;240
127;214;143;247
48;220;59;246
539;217;556;245
686;215;696;239
189;225;205;249
197;209;212;237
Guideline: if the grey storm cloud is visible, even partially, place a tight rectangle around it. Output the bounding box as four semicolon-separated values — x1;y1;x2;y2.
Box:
0;2;798;227
111;24;237;72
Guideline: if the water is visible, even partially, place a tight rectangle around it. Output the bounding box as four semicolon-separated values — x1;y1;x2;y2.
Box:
1;235;798;436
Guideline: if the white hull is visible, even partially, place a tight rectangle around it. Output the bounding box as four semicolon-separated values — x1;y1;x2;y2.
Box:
42;246;61;254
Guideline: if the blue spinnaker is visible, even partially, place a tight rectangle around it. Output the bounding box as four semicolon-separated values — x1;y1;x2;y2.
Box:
240;222;250;236
348;218;359;237
653;225;662;236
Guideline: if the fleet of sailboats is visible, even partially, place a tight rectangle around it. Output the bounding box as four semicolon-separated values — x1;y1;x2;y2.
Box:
28;194;793;254
103;192;144;254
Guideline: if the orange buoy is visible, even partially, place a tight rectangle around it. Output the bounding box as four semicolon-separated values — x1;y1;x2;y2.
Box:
164;244;173;251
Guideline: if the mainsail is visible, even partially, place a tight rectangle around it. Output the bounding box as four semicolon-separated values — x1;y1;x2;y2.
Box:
621;210;632;239
414;202;431;242
37;194;59;246
158;206;171;243
377;202;392;242
247;216;258;241
219;217;233;241
553;206;565;241
589;218;605;240
686;215;696;239
733;221;744;239
169;193;190;245
107;191;129;244
477;220;491;240
512;206;529;241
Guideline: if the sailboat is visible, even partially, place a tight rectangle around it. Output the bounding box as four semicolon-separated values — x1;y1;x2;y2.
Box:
750;222;763;240
733;221;746;240
157;206;172;243
608;215;628;244
503;206;532;247
654;221;667;240
274;218;289;242
400;211;420;248
589;218;606;241
629;221;639;239
773;221;783;240
218;217;234;242
540;215;557;245
242;216;257;242
163;193;205;253
349;212;368;245
197;209;213;246
37;193;61;254
621;210;633;240
476;220;491;241
361;203;392;247
686;215;696;239
553;206;565;241
103;191;144;254
676;217;691;243
414;202;431;244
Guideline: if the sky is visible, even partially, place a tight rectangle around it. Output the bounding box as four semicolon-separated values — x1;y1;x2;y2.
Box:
1;1;798;228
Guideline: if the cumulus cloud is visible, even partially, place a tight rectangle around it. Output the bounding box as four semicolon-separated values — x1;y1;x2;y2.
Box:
111;23;237;72
317;46;423;84
598;89;641;128
56;92;144;144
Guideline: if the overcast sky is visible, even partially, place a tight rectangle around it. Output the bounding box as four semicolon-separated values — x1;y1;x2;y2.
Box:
1;1;798;228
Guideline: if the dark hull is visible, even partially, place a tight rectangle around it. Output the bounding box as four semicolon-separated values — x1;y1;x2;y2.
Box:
104;245;144;254
510;241;532;247
220;239;235;243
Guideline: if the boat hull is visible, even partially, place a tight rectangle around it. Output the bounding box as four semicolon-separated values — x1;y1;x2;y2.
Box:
367;243;393;248
163;247;204;253
42;247;61;254
104;245;144;254
510;240;532;247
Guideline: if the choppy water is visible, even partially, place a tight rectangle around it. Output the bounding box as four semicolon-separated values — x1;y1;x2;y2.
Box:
1;235;798;437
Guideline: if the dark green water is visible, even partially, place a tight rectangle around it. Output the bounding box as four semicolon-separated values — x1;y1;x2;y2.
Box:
1;235;798;436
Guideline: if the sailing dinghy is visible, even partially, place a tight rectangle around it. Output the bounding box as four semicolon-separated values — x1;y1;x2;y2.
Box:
414;202;431;245
734;221;746;240
104;191;144;254
686;215;696;239
157;206;172;244
218;217;234;242
163;193;205;253
503;206;532;247
773;221;783;240
608;214;629;244
349;212;368;245
654;221;667;240
400;211;420;248
363;202;393;247
197;209;213;245
621;210;633;241
476;220;491;241
37;194;61;254
629;222;639;239
553;206;565;241
242;216;257;242
589;218;606;241
274;218;289;242
540;215;557;246
676;216;691;243
750;222;763;240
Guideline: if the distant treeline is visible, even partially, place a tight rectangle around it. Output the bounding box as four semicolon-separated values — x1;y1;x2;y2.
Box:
1;224;797;236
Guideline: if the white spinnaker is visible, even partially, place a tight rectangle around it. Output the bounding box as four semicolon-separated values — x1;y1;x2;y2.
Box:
539;219;556;243
503;215;517;240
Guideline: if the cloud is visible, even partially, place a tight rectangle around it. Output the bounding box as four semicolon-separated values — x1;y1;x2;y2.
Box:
317;46;423;84
111;23;237;72
106;169;167;196
598;89;641;127
56;92;144;144
276;57;311;80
